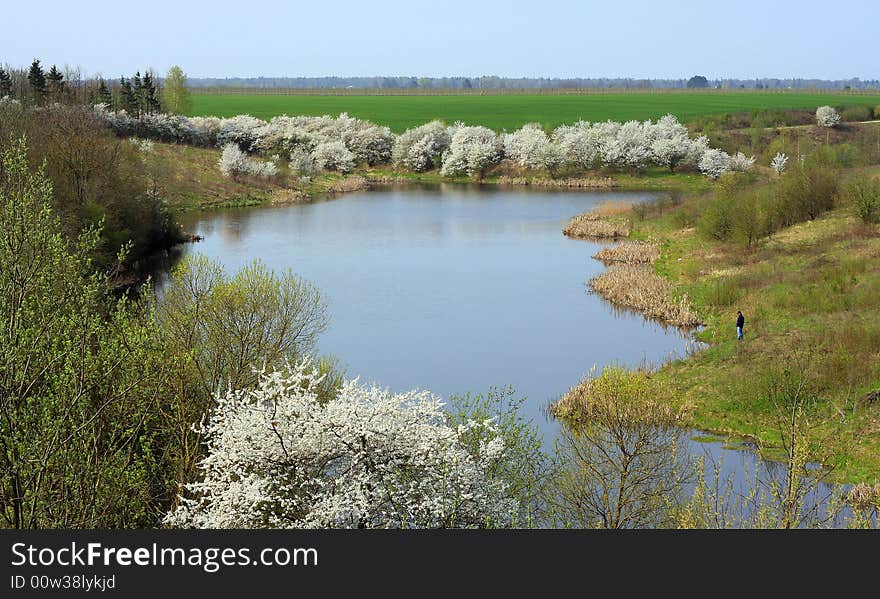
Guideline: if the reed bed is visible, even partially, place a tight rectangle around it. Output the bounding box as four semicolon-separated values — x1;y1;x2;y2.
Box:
589;264;701;327
270;189;310;204
498;176;615;188
327;175;369;193
365;175;411;184
563;213;631;239
593;241;661;265
591;200;632;217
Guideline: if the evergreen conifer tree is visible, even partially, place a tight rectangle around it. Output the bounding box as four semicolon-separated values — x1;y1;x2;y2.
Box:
96;78;112;106
0;67;12;98
46;64;65;100
27;59;46;103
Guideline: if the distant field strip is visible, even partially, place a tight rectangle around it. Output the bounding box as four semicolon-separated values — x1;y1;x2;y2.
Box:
188;92;880;132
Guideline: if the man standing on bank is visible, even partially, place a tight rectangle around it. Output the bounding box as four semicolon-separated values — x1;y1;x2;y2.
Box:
736;310;745;340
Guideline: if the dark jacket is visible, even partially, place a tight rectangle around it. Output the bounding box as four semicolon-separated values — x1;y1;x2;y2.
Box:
736;314;744;328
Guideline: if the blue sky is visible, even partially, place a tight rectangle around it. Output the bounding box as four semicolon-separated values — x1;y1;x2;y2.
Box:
3;0;876;79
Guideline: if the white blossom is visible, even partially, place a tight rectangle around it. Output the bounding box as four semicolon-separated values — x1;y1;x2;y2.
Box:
341;121;394;165
698;148;731;179
218;143;277;178
189;116;223;146
217;114;266;150
816;105;840;128
648;115;692;171
502;123;549;169
312;141;356;173
289;148;316;175
440;126;502;177
551;121;599;169
392;121;451;171
164;360;518;529
129;137;154;153
727;151;756;172
770;152;788;175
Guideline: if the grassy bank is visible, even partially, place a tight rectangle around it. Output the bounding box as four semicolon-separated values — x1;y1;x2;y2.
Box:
626;183;880;483
146;139;880;484
144;141;712;212
188;92;880;133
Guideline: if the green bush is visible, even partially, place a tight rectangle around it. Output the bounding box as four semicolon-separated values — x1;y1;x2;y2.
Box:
846;177;880;223
840;105;873;122
774;158;839;225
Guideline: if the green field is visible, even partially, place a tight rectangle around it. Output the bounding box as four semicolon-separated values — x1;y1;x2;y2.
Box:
188;92;880;132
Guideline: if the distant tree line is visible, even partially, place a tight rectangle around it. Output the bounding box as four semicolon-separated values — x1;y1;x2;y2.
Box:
0;59;180;116
184;75;880;91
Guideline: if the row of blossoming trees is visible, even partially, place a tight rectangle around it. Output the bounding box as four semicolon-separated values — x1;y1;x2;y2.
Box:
92;104;758;180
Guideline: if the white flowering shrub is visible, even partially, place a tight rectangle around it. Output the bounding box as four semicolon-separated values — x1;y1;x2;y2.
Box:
685;135;711;167
289;148;316;175
698;148;732;179
392;121;451;171
502;123;550;170
218;143;251;178
312;141;356;173
771;152;788;175
217;114;266;150
816;105;840;128
440;126;502;177
218;143;277;178
538;142;565;174
728;151;756;172
649;115;692;172
94;104;137;136
189;116;223;146
551;121;599;170
343;122;394;165
129;137;154;153
164;361;517;528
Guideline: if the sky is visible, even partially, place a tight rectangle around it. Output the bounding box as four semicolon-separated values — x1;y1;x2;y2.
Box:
2;0;876;80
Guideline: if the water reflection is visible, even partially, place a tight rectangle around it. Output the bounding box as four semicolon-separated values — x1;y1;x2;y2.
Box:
168;184;849;522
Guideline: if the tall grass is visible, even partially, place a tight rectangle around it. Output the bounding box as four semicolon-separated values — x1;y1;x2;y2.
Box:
589;265;701;327
563;213;630;239
593;241;660;264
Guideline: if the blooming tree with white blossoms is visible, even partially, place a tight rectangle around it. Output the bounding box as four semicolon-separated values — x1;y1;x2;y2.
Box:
551;121;599;170
164;360;518;528
649;115;693;172
727;151;756;172
440;125;502;177
698;148;731;179
218;143;277;178
770;152;788;175
91;104;738;179
502;123;550;170
816;105;840;128
392;120;451;171
312;141;356;173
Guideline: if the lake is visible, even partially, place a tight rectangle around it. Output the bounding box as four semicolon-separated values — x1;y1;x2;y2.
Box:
172;183;846;525
176;184;690;428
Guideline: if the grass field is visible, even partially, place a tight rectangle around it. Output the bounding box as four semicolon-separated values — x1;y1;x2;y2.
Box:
188;92;880;132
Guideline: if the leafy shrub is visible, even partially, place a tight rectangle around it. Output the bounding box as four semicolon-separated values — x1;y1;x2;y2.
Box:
840;105;872;122
846;177;880;223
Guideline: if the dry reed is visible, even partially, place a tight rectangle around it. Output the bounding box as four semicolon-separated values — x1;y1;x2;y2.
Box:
593;241;661;265
327;175;369;193
591;200;632;217
270;188;310;204
563;213;630;239
498;176;615;188
589;265;701;327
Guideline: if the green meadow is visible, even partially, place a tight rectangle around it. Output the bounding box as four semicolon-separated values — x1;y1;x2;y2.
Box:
189;91;880;132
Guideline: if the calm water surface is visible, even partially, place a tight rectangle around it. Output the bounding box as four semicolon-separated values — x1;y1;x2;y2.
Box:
173;184;844;521
177;184;689;430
